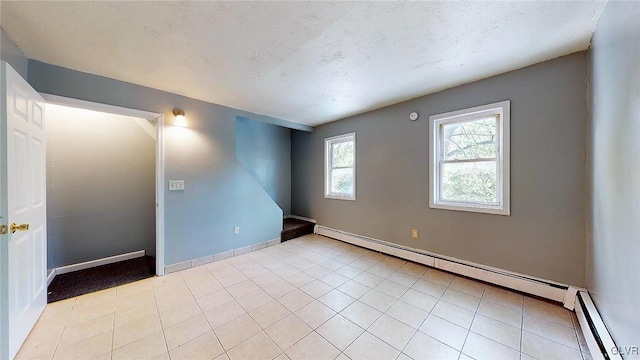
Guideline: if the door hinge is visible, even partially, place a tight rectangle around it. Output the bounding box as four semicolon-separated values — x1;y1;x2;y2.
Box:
0;225;7;235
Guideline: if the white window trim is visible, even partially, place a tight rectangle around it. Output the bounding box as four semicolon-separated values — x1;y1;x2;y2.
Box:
429;101;510;215
324;132;356;201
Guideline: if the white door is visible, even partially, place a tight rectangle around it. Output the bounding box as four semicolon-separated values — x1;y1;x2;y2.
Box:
0;62;47;360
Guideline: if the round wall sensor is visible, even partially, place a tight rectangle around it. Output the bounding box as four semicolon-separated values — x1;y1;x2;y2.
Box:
409;112;419;121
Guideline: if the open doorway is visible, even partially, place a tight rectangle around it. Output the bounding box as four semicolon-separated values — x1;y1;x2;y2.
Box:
44;102;160;302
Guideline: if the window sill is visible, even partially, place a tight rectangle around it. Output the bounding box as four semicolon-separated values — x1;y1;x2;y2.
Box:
429;202;510;216
325;194;356;201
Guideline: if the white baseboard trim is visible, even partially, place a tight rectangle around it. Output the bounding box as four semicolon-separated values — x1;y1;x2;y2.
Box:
47;269;56;287
575;291;623;360
54;250;146;276
284;215;317;223
314;225;579;307
164;238;281;274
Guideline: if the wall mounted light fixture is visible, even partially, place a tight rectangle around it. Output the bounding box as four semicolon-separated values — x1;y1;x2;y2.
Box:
173;108;187;127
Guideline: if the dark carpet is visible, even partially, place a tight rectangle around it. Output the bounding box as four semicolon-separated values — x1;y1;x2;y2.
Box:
282;218;315;242
47;256;155;303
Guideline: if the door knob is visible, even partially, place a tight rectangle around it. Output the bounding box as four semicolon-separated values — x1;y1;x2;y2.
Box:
10;223;29;233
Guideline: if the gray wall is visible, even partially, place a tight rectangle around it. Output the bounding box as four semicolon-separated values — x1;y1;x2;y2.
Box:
28;60;287;266
236;116;291;215
587;1;640;352
292;52;588;286
0;27;28;79
46;106;155;268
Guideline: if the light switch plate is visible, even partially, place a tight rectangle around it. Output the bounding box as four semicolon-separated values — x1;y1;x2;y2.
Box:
169;180;185;191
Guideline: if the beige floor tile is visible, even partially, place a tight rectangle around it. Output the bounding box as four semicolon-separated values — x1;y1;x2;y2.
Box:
483;286;523;311
398;262;428;278
477;298;522;328
367;264;396;278
204;300;247;329
165;313;211;350
116;300;160;328
227;280;261;299
374;280;409;299
278;289;314;312
341;301;382;329
285;272;315;288
431;300;475;329
74;289;117;309
286;332;340;360
471;314;521;350
66;301;116;327
158;298;201;329
316;314;365;351
236;288;274;312
338;280;371;299
359;290;396;312
263;279;298;299
521;331;583;360
320;272;350;288
462;332;520;360
368;315;415;351
344;332;400;360
154;289;195;313
115;289;156;311
399;289;438;312
53;332;112;360
300;280;334;298
295;301;336;329
265;314;312;350
449;276;486;298
249;300;291;329
421;269;455;287
16;330;63;360
59;313;113;348
353;272;384;288
305;265;333;279
197;288;235;311
214;314;262;350
168;332;224;360
441;288;481;312
387;271;419;288
227;332;282;360
335;265;364;279
111;331;167;360
385;300;428;329
184;275;224;299
404;332;460;360
420;314;469;351
524;313;579;349
113;313;162;349
524;297;573;328
411;279;447;298
252;272;282;288
318;289;355;312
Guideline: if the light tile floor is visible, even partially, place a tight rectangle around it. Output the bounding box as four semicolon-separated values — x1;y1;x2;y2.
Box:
18;234;592;360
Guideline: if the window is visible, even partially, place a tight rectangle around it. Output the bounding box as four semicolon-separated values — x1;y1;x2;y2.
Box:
429;101;510;215
325;133;356;200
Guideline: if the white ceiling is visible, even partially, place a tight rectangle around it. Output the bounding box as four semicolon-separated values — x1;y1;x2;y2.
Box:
1;1;605;126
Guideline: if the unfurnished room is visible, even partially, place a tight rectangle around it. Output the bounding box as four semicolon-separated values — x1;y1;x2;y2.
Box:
0;1;638;360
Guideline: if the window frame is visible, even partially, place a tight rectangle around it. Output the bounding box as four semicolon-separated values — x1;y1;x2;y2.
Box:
429;101;510;215
324;132;356;201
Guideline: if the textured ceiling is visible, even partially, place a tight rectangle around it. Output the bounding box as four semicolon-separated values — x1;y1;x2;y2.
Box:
1;1;605;126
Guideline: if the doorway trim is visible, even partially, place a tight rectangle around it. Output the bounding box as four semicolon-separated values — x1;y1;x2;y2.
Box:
41;94;166;276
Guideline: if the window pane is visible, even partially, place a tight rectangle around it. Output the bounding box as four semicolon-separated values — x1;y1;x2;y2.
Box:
331;168;353;195
332;140;354;168
443;116;497;160
441;161;497;204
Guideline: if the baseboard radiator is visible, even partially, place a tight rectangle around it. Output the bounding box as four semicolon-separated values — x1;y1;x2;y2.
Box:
575;291;624;360
315;225;578;309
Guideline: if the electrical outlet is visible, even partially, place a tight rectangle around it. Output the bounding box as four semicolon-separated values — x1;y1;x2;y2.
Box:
234;227;240;235
411;229;419;239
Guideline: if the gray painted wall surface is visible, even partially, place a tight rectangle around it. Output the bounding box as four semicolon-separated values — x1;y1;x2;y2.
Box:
292;52;588;286
46;106;155;268
587;1;640;350
0;27;28;79
236;116;291;215
28;60;283;266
